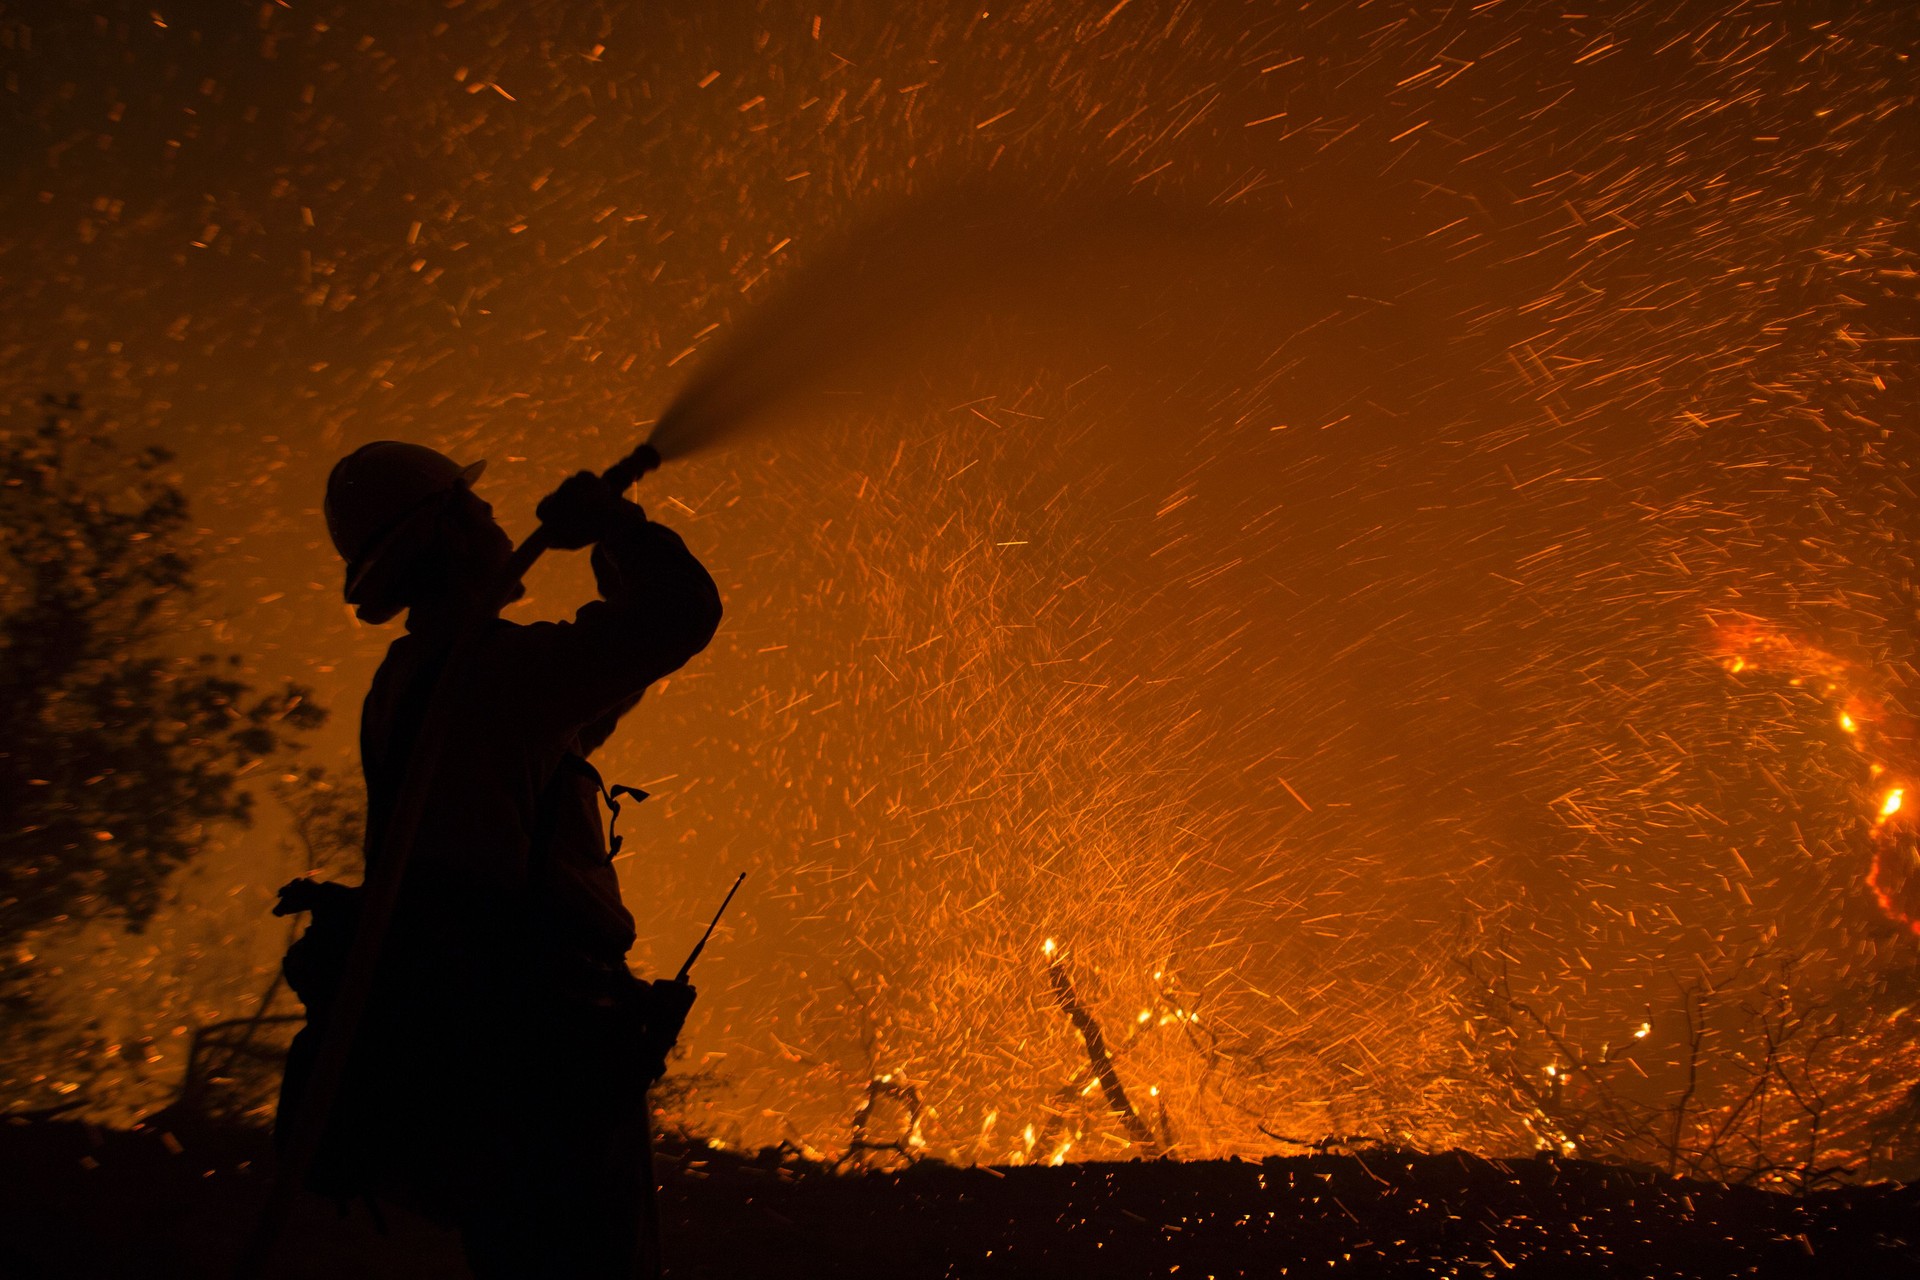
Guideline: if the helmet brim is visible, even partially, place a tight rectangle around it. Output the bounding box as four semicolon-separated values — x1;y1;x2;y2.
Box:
342;458;486;608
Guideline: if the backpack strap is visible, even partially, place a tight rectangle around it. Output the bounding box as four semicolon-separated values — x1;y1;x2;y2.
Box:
528;752;650;873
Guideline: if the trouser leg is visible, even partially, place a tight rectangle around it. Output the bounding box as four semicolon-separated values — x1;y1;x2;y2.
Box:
455;986;657;1279
459;1204;541;1280
457;1125;640;1280
633;1088;661;1280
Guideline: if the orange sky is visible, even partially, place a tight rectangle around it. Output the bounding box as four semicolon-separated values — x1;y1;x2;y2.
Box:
5;1;1917;1166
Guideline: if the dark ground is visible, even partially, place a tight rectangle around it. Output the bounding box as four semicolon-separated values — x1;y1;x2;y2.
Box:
1;1117;1915;1279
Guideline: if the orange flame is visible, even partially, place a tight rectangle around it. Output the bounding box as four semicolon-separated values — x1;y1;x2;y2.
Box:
1714;622;1920;938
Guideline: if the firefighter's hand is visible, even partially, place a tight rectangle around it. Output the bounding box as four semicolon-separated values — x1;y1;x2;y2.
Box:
536;471;621;550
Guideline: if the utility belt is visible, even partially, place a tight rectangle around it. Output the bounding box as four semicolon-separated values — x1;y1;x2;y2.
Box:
524;944;696;1083
275;875;693;1085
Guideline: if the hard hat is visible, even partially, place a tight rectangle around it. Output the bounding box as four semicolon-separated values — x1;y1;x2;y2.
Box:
324;441;486;605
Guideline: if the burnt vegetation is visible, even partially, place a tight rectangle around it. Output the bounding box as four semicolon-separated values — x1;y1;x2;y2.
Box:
3;1115;1917;1279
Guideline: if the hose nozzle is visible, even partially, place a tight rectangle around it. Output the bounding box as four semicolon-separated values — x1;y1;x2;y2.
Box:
605;441;663;493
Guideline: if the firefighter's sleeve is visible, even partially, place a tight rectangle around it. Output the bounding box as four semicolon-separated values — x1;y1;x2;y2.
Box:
511;499;722;737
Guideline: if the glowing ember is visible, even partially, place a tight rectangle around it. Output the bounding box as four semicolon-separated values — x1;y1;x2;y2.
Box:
3;2;1916;1185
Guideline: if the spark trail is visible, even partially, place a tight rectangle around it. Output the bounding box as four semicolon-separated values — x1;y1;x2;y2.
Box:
2;2;1916;1179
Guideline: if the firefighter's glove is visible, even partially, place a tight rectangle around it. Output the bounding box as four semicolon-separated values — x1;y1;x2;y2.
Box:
639;979;697;1083
536;471;621;550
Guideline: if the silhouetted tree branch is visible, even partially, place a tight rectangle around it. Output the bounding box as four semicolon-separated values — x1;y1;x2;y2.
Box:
0;395;324;999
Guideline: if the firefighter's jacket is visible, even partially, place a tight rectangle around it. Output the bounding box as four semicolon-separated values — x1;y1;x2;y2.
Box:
359;501;721;971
